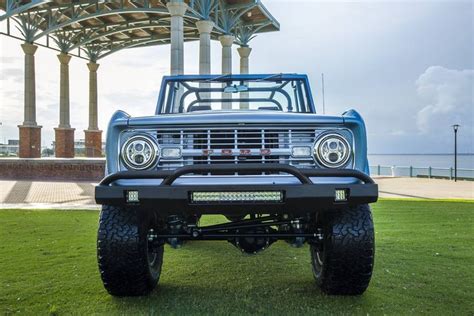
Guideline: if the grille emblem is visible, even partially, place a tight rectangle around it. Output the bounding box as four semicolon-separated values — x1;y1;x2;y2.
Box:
261;149;271;155
202;149;214;156
221;149;233;155
240;149;251;155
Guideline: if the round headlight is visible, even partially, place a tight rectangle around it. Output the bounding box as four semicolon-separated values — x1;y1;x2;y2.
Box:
314;133;351;168
121;135;159;170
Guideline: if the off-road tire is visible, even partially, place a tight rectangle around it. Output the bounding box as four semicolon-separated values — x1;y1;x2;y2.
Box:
97;205;164;296
310;204;375;295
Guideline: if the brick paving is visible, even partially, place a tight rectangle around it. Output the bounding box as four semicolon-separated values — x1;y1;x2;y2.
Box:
0;178;472;210
0;180;98;209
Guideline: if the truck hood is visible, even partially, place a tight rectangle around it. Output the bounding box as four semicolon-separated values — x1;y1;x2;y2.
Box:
126;111;344;127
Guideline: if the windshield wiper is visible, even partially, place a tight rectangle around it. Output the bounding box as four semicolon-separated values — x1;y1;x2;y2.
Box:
205;74;232;82
256;73;284;82
205;74;284;83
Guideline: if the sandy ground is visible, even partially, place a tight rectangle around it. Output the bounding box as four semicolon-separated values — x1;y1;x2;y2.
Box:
374;176;474;200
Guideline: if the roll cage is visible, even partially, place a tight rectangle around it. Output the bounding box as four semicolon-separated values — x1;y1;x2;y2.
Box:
155;74;317;114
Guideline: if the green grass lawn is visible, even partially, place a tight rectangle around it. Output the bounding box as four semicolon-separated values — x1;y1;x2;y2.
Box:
1;200;473;315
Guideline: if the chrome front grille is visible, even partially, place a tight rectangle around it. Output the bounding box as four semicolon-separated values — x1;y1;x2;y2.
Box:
155;127;329;170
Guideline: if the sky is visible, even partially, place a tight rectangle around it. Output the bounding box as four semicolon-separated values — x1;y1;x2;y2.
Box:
0;0;473;154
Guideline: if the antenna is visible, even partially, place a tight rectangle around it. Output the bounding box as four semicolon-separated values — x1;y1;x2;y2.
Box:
321;73;326;114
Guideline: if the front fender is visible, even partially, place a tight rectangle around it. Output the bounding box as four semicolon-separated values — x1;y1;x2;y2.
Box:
105;110;130;175
342;109;370;174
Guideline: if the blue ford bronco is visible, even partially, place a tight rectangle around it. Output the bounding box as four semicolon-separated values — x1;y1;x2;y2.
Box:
95;74;378;296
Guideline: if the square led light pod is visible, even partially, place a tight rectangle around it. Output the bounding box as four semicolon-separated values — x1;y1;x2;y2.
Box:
335;189;348;202
126;190;140;203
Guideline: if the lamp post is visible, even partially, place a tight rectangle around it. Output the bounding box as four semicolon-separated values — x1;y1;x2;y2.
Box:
452;124;460;182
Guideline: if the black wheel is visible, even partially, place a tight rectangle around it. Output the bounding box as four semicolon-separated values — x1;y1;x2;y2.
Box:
310;204;375;295
97;205;164;296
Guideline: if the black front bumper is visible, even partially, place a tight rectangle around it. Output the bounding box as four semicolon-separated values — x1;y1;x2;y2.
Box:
95;164;378;214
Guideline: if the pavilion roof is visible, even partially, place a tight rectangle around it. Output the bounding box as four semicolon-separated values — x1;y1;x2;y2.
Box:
0;0;279;60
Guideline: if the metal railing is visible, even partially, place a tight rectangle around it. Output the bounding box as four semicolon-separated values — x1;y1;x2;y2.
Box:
370;165;474;180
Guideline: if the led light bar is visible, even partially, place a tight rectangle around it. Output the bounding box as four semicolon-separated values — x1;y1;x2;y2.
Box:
191;191;283;203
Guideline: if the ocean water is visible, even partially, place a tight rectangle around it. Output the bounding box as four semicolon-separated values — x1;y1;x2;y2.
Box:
368;154;474;169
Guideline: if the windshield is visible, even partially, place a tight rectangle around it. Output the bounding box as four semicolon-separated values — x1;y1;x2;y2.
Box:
158;76;315;114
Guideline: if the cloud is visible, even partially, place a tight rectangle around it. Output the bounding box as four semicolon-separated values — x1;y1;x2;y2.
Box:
0;56;21;64
416;66;473;134
390;129;406;136
1;68;23;83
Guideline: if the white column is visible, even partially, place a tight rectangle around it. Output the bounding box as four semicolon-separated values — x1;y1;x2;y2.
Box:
219;35;234;75
219;35;235;110
196;20;214;75
54;53;75;158
237;46;252;74
167;0;188;75
21;43;38;126
57;53;72;128
167;0;188;112
196;20;214;105
87;62;99;130
84;61;102;157
237;46;252;109
19;43;42;158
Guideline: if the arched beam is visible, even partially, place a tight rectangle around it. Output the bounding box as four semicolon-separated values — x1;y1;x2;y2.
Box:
216;0;257;34
229;3;258;23
67;20;169;52
93;33;200;60
95;37;168;60
254;22;272;33
72;28;200;50
0;0;52;21
0;0;279;60
32;7;172;42
25;1;244;43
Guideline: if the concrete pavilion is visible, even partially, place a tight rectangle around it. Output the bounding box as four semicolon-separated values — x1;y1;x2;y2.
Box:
0;0;279;158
